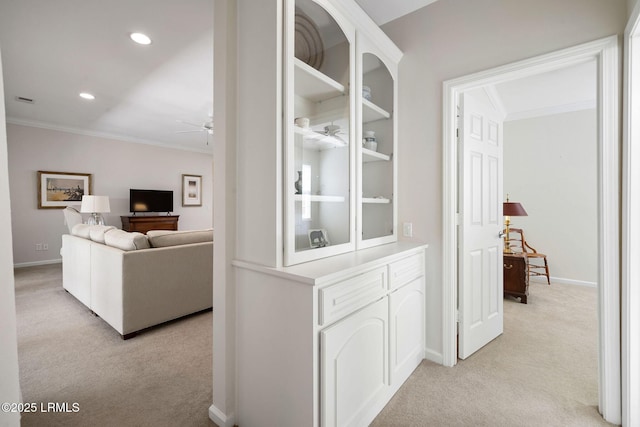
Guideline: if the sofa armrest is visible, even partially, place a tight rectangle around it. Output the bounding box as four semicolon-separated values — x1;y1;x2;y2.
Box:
90;242;213;335
62;234;93;307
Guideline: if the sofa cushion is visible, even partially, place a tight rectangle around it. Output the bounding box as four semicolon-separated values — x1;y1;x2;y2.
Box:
88;225;117;244
71;223;92;239
146;229;213;248
104;229;150;251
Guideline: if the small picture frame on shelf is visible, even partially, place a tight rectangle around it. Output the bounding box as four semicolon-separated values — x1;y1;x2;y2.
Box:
182;174;202;207
308;229;330;248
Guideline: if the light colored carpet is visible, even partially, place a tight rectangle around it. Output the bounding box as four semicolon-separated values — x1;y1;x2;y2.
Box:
372;280;616;426
14;264;614;426
14;263;214;427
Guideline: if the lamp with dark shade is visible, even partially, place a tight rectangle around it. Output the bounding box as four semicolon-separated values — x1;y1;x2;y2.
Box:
503;195;528;253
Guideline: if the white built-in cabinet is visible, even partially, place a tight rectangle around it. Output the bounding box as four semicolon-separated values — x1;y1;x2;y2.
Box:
234;0;422;426
285;0;400;265
320;251;425;427
235;243;427;427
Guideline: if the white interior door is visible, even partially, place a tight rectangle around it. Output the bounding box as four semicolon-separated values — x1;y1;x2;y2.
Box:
458;90;504;359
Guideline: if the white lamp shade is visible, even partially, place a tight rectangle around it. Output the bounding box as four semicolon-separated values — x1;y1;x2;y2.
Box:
80;195;110;213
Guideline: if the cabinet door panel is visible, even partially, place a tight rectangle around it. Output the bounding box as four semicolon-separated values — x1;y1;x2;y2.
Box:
321;298;388;427
356;46;398;249
284;0;356;265
389;277;425;385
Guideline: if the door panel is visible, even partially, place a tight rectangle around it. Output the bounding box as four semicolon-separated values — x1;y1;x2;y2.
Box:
459;91;504;359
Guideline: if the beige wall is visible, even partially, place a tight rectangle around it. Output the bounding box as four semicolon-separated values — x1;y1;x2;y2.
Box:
7;124;213;266
504;110;598;285
381;0;627;359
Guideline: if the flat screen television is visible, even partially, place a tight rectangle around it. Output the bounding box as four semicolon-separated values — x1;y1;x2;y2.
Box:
129;189;173;213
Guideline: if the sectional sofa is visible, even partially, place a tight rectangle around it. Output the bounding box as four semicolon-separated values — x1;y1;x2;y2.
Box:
61;224;213;339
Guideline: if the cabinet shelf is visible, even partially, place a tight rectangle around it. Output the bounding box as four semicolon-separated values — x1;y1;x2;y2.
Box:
294;194;346;202
362;148;390;162
295;126;348;150
362;98;391;123
295;58;345;102
363;197;391;204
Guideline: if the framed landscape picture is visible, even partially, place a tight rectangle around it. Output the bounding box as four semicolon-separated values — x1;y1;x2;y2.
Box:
182;174;202;207
37;171;92;209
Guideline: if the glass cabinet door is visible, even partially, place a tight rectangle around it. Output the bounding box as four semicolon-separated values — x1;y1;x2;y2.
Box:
284;0;355;265
358;51;397;248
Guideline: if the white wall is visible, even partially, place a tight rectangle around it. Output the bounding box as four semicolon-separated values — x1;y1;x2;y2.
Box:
7;123;213;266
504;110;598;285
381;0;627;359
0;53;22;427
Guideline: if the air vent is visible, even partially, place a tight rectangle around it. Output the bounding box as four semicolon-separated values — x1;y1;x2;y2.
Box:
14;96;34;104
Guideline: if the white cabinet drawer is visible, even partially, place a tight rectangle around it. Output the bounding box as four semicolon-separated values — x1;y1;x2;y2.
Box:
388;252;424;291
319;267;387;326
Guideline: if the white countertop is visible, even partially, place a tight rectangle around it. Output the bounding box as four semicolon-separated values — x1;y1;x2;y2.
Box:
233;241;428;286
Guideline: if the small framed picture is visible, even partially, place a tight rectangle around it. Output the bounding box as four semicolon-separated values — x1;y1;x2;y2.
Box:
37;171;92;209
308;229;330;248
182;174;202;207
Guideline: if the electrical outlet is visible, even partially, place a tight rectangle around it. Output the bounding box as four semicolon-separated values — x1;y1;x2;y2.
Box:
42;243;48;251
403;222;413;238
35;243;42;251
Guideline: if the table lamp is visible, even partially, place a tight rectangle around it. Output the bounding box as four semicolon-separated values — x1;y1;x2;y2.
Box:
503;195;527;253
81;195;110;225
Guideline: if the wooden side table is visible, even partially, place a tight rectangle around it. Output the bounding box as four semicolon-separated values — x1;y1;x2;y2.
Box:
503;253;529;304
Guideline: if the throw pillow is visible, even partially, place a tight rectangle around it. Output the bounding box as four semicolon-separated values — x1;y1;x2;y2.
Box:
71;223;92;239
88;225;117;244
104;229;150;251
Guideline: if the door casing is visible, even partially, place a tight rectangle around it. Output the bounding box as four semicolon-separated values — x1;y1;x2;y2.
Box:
622;4;640;426
442;35;620;424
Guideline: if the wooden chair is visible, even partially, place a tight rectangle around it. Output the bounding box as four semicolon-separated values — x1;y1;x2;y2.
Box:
505;227;550;285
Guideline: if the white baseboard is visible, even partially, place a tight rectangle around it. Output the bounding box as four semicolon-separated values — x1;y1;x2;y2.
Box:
209;404;235;427
14;259;62;268
530;276;597;288
424;348;443;365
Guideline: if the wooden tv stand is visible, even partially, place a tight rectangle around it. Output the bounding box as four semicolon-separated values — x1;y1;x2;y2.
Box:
121;215;179;234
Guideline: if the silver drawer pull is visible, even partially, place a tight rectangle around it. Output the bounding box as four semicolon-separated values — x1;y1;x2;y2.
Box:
504;264;513;269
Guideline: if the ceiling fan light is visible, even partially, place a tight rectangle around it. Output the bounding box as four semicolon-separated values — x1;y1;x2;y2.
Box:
130;32;152;45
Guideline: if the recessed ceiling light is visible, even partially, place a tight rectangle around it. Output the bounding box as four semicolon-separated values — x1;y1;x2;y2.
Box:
79;92;95;100
130;32;152;45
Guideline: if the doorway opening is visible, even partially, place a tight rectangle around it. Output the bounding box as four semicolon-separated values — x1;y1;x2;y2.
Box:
442;36;620;424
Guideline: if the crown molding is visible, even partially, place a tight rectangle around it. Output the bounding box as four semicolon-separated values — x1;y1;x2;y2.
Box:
5;117;213;155
483;85;507;120
504;99;597;122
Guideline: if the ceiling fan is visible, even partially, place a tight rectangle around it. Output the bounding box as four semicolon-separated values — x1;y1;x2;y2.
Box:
314;124;347;144
176;118;214;145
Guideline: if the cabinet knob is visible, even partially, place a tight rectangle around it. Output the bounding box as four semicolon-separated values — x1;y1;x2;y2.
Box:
504;264;513;270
